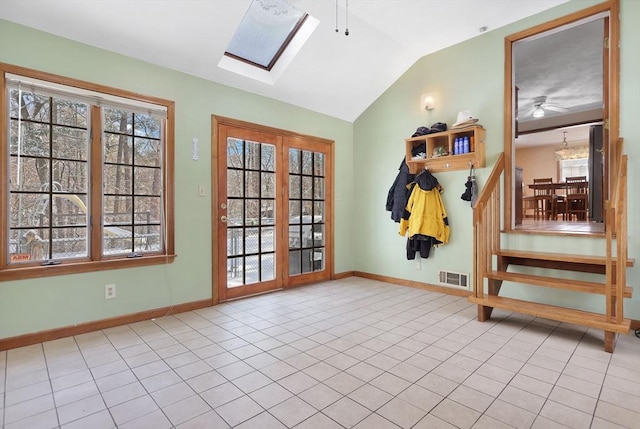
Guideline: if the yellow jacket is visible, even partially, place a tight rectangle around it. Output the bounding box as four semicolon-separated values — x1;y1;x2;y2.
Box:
399;186;450;244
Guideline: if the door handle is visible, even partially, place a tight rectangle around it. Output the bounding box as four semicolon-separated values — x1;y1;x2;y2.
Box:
220;216;228;223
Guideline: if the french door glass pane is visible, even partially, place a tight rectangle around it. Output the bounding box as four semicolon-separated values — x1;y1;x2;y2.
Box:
245;227;259;254
227;139;243;168
302;151;313;174
314;153;324;176
244;255;260;284
289;175;301;198
302;176;313;199
246;171;260;198
228;228;243;256
261;145;275;171
227;256;243;287
245;199;260;223
227;170;243;197
245;141;261;170
261;227;275;252
261;201;274;225
227;199;243;226
261;254;275;281
261;172;275;198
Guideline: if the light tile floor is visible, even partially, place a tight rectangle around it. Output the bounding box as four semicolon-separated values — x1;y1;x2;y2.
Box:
1;277;639;429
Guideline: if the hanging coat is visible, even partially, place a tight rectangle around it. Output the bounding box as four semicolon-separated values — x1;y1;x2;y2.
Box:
399;170;450;245
386;159;415;222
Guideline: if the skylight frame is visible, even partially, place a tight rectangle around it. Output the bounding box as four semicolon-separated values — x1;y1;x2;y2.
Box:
224;0;309;72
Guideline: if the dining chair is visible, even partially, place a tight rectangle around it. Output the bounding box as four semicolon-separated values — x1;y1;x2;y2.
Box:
533;177;553;220
565;176;588;221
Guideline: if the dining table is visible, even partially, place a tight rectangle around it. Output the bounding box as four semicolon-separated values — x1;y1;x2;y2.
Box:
527;181;589;220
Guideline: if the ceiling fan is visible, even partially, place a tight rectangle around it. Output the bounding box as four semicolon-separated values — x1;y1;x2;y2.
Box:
525;95;568;118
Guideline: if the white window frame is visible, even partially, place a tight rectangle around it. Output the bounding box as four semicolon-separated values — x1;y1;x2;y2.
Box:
559;157;589;182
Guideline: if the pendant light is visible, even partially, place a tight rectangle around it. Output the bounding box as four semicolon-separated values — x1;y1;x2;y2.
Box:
555;131;570;159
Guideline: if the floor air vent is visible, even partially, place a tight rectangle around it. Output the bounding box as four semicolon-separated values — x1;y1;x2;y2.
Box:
438;270;469;288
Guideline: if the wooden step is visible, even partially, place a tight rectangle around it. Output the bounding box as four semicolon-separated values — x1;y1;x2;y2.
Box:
486;271;633;298
468;295;631;333
496;250;634;274
496;249;635;266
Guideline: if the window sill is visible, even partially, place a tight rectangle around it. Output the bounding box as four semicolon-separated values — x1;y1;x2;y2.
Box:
0;254;177;282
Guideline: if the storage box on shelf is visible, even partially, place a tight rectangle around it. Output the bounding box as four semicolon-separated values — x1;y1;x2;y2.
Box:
405;125;485;173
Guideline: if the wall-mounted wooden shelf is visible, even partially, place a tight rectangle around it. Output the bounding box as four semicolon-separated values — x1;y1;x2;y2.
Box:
405;125;485;173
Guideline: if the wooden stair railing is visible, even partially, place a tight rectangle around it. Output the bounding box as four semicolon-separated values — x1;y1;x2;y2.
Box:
472;153;504;321
605;139;629;350
470;144;632;353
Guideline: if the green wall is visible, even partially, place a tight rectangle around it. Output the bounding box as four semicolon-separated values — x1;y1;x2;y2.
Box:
353;0;640;318
0;20;355;339
1;0;638;340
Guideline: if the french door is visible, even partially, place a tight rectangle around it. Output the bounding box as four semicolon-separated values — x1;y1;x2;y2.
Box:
213;117;333;301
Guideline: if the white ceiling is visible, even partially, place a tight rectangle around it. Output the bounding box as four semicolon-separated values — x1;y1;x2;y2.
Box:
515;17;604;124
515;15;605;149
0;0;570;122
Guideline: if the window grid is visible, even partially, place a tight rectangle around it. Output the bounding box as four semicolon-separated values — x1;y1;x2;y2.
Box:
102;111;163;256
8;92;90;263
1;64;174;277
288;149;325;276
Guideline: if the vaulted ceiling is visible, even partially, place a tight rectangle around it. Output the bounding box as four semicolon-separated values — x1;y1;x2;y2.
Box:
1;0;570;122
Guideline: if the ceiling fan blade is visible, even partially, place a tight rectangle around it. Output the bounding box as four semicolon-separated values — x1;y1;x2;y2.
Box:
543;105;568;112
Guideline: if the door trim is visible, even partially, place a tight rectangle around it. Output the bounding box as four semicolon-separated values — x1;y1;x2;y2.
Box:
503;0;619;233
211;115;335;303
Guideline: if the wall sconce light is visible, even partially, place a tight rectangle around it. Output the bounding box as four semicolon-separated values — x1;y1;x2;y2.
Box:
422;93;435;111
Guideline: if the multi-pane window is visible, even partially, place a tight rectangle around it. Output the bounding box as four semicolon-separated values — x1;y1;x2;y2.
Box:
559;158;589;182
8;89;90;263
102;108;163;256
1;65;174;277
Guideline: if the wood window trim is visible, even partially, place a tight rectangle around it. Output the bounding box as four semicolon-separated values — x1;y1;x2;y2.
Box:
0;63;176;281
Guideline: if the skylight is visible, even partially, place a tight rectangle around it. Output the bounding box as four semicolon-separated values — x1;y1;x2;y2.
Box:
225;0;308;71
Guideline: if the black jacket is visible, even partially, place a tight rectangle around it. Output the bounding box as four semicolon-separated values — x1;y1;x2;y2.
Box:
386;159;415;222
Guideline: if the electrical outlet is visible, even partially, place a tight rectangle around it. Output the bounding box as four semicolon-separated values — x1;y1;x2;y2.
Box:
105;284;116;299
415;259;421;270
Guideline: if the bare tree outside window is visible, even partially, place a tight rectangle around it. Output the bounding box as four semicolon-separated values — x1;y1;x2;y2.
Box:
288;148;325;275
103;108;163;255
5;78;167;266
8;89;89;262
226;138;276;286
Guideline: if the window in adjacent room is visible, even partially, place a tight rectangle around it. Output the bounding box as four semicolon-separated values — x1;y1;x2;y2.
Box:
559;157;589;182
1;64;175;280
